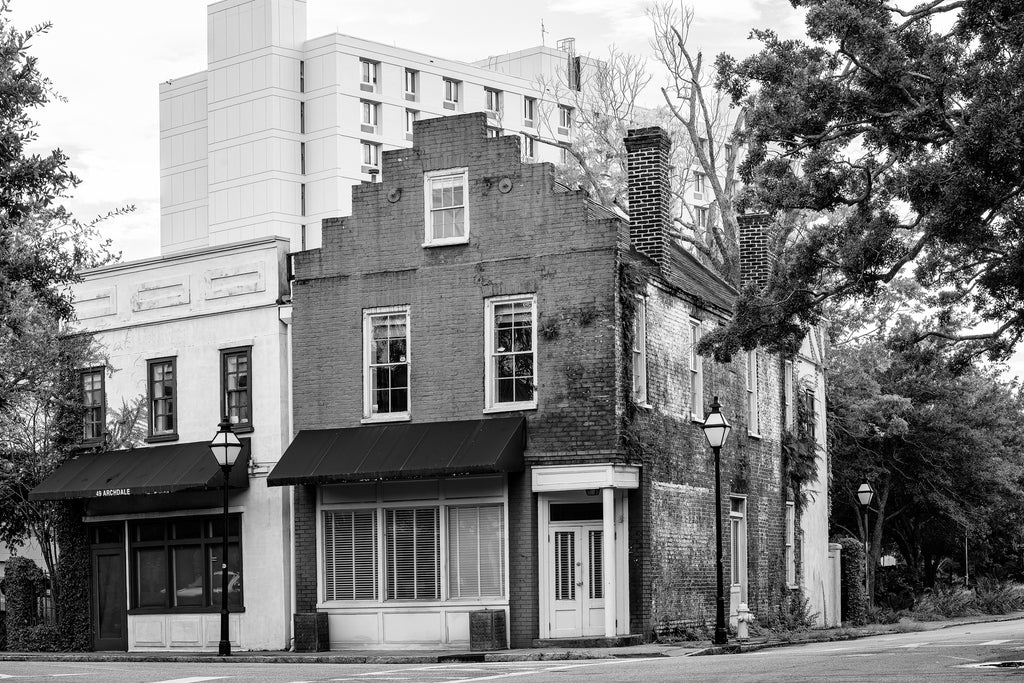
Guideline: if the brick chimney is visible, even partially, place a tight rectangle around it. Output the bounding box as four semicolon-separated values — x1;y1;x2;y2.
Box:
737;213;777;291
624;127;672;270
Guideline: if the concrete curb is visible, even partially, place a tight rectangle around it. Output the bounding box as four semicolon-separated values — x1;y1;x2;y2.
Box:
687;611;1024;656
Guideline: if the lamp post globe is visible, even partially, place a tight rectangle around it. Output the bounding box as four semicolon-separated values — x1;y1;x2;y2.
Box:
856;481;874;611
210;416;242;656
701;396;732;646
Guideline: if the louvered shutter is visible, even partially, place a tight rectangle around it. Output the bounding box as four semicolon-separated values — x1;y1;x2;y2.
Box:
385;507;439;600
323;510;377;600
554;531;575;600
588;529;604;599
448;505;505;599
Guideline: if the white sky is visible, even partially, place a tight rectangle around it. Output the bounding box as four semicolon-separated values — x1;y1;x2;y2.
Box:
10;0;802;262
10;0;1022;378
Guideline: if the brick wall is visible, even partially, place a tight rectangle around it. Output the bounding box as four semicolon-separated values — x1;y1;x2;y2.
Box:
624;128;672;271
293;484;318;613
738;213;776;292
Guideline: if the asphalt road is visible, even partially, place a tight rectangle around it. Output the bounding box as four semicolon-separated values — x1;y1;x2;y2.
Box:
2;618;1023;682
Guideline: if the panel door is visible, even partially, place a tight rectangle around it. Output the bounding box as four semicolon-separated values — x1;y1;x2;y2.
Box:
92;546;128;651
548;523;604;638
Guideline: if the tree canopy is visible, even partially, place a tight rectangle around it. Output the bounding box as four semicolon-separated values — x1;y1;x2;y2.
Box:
708;0;1024;362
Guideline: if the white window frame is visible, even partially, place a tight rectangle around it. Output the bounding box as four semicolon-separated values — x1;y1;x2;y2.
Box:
784;359;795;429
747;349;760;436
785;501;797;588
447;504;506;599
632;295;648;405
317;479;508;606
689;319;703;421
694;171;706;194
696;206;709;229
362;306;411;422
404;68;418;97
361;141;380;171
485;88;502;115
730;496;748;599
423;167;470;246
484;294;538;413
520;133;535;160
443;78;461;106
361;100;379;132
558;105;573;131
523;96;536;126
360;59;378;89
405;109;418;137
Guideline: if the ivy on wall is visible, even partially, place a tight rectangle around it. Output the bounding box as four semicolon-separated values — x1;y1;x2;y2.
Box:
53;501;90;651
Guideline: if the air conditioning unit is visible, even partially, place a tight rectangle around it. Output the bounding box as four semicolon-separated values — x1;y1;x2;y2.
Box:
693;191;704;201
557;126;570;136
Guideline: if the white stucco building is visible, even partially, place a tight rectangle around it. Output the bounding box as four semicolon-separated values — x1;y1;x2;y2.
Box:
160;0;596;256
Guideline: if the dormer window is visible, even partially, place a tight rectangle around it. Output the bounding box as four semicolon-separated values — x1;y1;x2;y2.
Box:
423;168;469;246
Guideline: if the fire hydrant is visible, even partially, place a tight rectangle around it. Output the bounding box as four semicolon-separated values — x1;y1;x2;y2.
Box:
736;602;755;641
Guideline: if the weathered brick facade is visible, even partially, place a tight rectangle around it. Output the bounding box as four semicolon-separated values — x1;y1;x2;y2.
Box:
287;113;808;647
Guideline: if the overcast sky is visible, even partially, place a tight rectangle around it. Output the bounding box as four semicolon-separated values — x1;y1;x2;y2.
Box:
10;0;804;262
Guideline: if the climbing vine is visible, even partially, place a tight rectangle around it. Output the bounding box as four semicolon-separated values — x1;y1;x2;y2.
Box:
782;373;821;509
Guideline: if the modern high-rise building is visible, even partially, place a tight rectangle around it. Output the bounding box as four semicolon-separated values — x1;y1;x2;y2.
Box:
160;0;595;255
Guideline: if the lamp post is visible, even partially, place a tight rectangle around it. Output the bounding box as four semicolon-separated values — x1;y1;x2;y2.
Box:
210;416;242;656
856;482;874;610
701;396;732;646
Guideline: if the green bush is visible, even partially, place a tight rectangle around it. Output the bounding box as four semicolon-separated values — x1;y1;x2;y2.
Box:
912;584;978;620
1;556;59;651
760;587;818;633
836;537;868;625
973;578;1024;615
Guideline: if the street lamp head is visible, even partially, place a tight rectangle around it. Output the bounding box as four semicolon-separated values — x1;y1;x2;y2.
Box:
210;416;242;468
857;482;874;507
701;395;732;449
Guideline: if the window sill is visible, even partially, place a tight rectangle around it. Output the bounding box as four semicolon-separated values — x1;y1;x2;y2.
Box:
483;403;537;414
361;413;411;424
318;598;506;609
747;432;762;440
229;424;254;435
690;415;705;424
634;402;653;411
422;237;469;248
128;606;245;615
145;433;179;444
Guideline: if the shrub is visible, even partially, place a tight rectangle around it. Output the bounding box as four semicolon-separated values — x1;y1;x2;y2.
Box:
760;587;818;633
912;584;978;620
836;537;868;625
1;556;59;651
973;578;1024;615
54;501;91;651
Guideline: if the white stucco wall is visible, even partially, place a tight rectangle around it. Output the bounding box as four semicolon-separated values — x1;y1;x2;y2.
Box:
71;236;294;651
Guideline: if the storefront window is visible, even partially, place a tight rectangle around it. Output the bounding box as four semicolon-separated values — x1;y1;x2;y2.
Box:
129;515;242;611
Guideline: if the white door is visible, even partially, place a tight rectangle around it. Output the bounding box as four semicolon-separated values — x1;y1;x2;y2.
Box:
729;496;748;622
549;523;605;638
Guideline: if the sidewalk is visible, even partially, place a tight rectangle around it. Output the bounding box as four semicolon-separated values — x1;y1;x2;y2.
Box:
1;611;1021;664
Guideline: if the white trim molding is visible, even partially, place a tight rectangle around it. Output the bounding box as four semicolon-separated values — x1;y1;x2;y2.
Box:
531;464;640;492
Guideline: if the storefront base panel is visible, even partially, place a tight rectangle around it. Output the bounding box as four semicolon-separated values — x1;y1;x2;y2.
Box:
129;613;241;651
324;605;508;650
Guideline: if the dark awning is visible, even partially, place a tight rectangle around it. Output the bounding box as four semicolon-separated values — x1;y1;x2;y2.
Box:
267;417;526;487
29;440;250;501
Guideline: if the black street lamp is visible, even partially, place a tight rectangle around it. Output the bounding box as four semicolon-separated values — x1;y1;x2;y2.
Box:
210;416;242;656
701;395;732;646
856;482;874;610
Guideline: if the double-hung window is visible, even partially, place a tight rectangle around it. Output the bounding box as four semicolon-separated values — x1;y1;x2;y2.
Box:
485;294;537;411
360;100;379;134
689;320;703;421
147;357;177;441
747;349;760;436
443;78;461;110
363;306;410;420
694;171;707;195
520;134;535;160
81;367;105;443
360;59;378;92
405;109;418;138
222;347;252;430
785;501;797;587
424;168;469;245
523;96;536;126
632;296;648;404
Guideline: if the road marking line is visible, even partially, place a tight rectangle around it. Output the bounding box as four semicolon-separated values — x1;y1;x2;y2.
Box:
981;640;1012;645
152;678;229;683
897;642;929;648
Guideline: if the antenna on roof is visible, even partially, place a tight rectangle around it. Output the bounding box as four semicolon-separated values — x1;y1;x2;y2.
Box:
541;19;548;47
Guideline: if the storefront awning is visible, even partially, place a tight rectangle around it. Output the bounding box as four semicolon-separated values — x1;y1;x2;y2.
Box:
267;417;526;486
28;440;250;501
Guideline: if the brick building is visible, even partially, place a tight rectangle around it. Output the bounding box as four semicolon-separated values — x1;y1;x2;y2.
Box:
268;112;835;649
